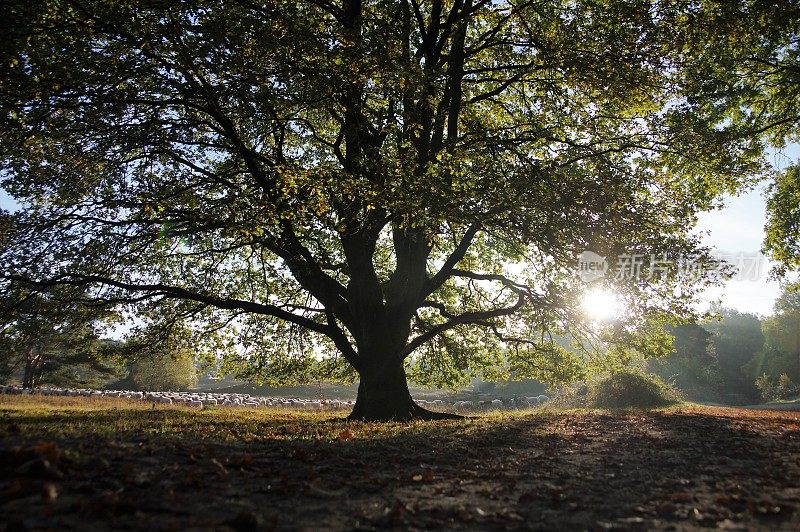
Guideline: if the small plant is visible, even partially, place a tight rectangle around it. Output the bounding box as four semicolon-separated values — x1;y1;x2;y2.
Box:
755;373;777;402
777;373;793;394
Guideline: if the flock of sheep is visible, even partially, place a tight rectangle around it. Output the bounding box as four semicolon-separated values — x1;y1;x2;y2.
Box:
0;384;549;411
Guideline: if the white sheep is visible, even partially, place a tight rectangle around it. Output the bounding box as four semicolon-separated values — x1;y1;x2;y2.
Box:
0;384;366;413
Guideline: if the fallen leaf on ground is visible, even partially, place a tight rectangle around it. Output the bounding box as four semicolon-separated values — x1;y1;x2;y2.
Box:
336;430;354;441
34;442;62;463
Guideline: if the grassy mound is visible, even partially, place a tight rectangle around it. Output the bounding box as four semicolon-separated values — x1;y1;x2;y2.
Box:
588;371;680;408
552;371;681;409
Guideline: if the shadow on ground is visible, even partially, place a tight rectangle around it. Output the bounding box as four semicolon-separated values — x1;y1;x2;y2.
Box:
1;402;799;530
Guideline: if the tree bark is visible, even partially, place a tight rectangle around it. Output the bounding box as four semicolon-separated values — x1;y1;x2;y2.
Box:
23;360;33;389
348;359;461;422
23;350;35;389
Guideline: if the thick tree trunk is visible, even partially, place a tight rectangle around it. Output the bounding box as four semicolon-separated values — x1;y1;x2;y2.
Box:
23;351;43;389
23;355;34;389
348;361;461;422
341;223;458;421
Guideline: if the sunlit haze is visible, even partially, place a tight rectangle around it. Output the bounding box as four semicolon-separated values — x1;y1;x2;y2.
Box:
581;286;625;322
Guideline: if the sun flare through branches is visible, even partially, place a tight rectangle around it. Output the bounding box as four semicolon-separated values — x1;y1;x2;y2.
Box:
581;286;625;323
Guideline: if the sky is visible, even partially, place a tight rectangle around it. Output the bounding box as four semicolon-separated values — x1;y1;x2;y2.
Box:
693;146;799;317
0;188;12;211
695;185;780;316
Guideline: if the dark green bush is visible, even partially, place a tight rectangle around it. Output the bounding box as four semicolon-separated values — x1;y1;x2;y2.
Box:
588;371;680;408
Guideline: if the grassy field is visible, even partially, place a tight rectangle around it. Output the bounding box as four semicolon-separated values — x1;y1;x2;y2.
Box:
1;396;799;530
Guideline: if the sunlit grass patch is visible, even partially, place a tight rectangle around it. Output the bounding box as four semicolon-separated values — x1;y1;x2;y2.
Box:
0;394;564;446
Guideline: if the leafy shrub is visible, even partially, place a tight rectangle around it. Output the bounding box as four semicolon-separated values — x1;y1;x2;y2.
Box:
755;372;777;402
588;371;679;408
756;372;800;402
548;383;590;408
129;352;197;392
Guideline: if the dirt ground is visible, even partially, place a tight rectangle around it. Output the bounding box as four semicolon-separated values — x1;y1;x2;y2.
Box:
0;397;799;530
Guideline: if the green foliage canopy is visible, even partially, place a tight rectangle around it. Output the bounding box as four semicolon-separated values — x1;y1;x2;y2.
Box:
674;1;800;275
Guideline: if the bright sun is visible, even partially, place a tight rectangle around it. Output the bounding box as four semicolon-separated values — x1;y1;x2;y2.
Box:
581;287;624;322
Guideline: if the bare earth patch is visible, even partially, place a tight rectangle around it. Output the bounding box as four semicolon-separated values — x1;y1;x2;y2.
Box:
0;396;798;530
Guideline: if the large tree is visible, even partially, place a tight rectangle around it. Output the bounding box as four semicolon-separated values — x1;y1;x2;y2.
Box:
648;322;719;403
0;0;764;420
706;307;764;403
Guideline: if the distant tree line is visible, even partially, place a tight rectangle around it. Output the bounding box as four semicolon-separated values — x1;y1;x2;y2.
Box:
649;286;800;405
0;288;197;391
